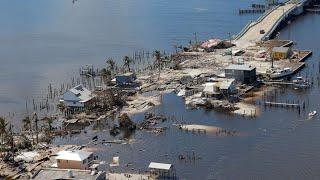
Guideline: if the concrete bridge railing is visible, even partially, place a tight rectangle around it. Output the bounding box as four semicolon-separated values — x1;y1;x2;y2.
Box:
234;0;305;41
234;6;277;40
262;3;300;40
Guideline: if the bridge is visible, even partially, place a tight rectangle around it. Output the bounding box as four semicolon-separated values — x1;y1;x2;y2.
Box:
234;0;310;48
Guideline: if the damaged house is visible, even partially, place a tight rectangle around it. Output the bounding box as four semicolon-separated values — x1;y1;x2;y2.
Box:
60;84;95;108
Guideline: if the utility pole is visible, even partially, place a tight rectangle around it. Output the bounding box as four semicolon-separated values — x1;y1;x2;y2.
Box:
194;32;198;46
229;32;233;62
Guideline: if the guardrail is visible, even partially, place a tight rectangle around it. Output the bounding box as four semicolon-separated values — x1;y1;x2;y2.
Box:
234;0;303;41
234;5;279;40
262;3;299;40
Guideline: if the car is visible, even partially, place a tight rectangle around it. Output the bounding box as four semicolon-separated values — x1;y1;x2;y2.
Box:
260;30;265;34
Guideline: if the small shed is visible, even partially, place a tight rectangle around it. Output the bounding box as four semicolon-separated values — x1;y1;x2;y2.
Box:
148;162;175;179
55;150;94;170
224;64;256;84
115;73;137;86
203;79;237;98
272;47;291;60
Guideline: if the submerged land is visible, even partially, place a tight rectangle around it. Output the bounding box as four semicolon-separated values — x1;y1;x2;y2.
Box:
0;0;319;179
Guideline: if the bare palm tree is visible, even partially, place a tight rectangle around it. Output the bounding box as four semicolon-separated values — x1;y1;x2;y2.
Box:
101;68;112;85
22;116;31;131
0;117;7;145
32;112;39;145
154;50;161;79
123;56;132;72
106;58;116;76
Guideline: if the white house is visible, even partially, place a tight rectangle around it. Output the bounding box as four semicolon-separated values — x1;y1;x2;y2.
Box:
60;85;95;108
203;78;237;98
55;150;94;170
148;162;175;179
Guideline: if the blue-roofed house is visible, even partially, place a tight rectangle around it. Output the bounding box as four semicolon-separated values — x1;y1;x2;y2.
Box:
115;73;137;86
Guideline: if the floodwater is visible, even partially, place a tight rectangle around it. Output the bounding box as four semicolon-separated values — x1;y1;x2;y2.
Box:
0;0;260;119
3;0;320;179
56;12;320;179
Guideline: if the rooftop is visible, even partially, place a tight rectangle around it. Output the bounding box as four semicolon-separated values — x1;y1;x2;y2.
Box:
116;72;135;77
55;150;93;161
219;78;235;90
32;168;104;180
148;162;172;171
68;84;93;102
225;64;255;71
272;46;290;53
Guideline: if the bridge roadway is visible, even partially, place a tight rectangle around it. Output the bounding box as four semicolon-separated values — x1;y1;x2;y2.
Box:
235;3;297;48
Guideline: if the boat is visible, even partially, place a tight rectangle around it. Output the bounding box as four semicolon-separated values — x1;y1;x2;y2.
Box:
270;67;293;79
308;110;317;118
292;76;310;89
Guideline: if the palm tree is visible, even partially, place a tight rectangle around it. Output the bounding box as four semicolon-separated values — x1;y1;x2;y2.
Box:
42;117;53;132
101;68;112;85
106;58;116;76
32;112;39;145
154;50;161;79
123;56;132;72
7;123;14;150
0;117;7;145
22;116;31;131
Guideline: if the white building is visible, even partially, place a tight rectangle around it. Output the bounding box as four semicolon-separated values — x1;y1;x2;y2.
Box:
60;85;95;108
148;162;175;179
55;150;94;170
203;78;237;98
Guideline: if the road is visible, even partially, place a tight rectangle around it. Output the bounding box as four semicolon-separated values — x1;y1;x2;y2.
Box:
236;3;296;48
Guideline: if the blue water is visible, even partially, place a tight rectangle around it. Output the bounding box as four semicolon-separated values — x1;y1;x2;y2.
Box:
3;0;320;179
54;10;320;180
0;0;260;117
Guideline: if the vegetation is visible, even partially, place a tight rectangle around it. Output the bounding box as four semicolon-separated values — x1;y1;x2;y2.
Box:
154;50;162;80
123;56;133;72
0;117;16;161
0;117;8;144
119;113;136;130
106;58;116;76
32;112;39;145
100;68;112;85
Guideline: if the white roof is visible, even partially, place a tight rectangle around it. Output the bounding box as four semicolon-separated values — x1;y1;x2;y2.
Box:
225;64;255;71
68;84;93;102
272;46;289;53
148;162;172;171
56;150;93;161
219;79;235;90
203;82;217;93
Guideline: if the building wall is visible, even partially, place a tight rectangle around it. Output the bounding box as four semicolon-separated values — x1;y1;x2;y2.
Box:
64;101;85;108
225;69;245;83
116;74;136;86
57;159;88;170
225;69;256;84
272;51;288;60
243;69;256;84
